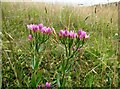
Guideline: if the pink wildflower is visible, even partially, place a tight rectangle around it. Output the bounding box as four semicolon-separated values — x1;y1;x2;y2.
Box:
45;82;51;88
41;27;47;33
28;34;32;40
78;29;89;40
38;23;43;30
36;85;40;89
64;30;69;37
46;27;52;34
27;24;39;32
69;30;77;38
27;24;34;30
32;25;39;32
59;30;65;38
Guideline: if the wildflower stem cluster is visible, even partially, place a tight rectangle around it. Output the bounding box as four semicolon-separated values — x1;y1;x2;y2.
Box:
27;23;53;87
27;23;89;87
58;29;89;86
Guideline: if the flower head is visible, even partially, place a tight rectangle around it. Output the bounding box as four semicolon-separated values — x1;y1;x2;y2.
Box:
58;30;77;39
27;24;33;30
46;82;51;87
38;23;43;30
58;30;65;38
28;34;32;40
27;24;39;32
46;27;53;34
64;30;69;37
78;29;89;40
36;85;40;89
40;27;52;34
32;25;39;32
69;30;77;39
41;27;47;33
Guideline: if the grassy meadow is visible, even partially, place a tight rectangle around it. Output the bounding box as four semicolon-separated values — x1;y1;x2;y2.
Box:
2;2;119;87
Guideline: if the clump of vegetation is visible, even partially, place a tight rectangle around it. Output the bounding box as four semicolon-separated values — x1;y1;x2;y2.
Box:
2;2;118;88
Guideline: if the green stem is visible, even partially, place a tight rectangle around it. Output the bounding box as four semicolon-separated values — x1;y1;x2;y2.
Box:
35;32;38;53
66;40;85;72
70;40;84;59
65;44;68;57
64;40;85;74
68;38;71;56
61;73;65;87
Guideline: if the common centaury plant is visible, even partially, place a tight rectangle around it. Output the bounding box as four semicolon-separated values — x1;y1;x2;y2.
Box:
27;23;53;87
57;29;89;87
27;23;89;88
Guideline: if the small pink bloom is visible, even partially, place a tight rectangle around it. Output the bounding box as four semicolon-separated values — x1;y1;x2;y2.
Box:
27;24;39;32
64;30;69;37
32;25;39;32
41;27;47;33
78;29;89;40
73;33;77;38
27;24;34;30
59;30;65;37
60;30;65;35
36;85;40;89
78;29;82;36
69;30;77;38
28;34;32;40
38;23;43;30
46;27;52;34
46;82;51;87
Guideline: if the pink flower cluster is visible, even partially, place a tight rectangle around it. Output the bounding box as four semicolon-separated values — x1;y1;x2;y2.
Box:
58;29;89;40
27;23;53;34
27;23;53;40
46;82;51;87
27;23;89;40
41;27;53;34
58;30;77;39
37;82;51;89
78;29;89;40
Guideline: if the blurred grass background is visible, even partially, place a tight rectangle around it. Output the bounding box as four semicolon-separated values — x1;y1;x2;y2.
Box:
2;2;118;87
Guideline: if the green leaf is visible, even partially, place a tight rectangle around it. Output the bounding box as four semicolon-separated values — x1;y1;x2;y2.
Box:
57;74;61;87
61;60;65;73
85;74;94;87
36;71;43;86
31;74;36;87
34;58;39;70
38;47;43;53
62;78;66;87
31;56;36;70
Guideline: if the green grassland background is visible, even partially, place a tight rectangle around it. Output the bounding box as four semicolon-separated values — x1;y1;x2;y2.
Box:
2;2;119;87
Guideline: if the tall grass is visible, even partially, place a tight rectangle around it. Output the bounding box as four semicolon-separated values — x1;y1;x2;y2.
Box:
2;2;118;87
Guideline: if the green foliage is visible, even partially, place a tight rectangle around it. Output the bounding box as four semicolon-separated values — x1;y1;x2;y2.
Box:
2;2;118;88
